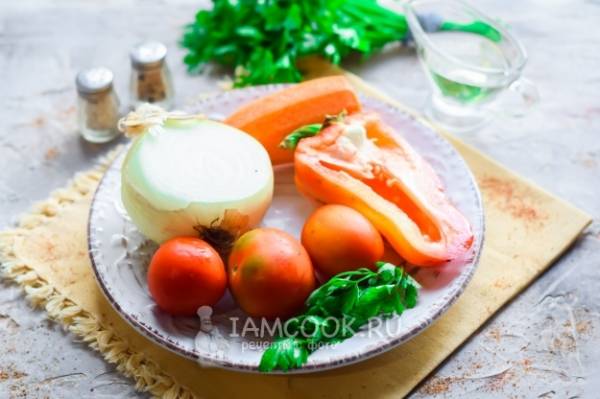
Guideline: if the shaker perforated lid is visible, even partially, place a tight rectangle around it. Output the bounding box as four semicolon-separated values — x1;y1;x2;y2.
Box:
130;41;168;69
76;67;114;95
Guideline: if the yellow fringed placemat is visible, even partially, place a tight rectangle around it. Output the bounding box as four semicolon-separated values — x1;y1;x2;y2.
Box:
0;61;592;399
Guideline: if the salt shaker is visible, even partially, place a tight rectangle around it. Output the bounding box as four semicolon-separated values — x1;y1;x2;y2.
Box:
76;67;121;143
129;41;174;109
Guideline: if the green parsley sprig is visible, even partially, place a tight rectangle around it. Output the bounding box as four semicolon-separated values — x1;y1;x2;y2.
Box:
259;262;420;372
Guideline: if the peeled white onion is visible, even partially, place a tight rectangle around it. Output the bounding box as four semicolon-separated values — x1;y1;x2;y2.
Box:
120;111;274;244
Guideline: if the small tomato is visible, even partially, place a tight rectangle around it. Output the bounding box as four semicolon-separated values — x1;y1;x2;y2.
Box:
147;237;227;316
228;228;315;319
302;204;384;277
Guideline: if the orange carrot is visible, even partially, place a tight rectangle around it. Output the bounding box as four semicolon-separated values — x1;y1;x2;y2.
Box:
225;76;361;165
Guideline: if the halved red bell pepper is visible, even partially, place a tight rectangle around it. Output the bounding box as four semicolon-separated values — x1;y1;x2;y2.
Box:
294;112;473;267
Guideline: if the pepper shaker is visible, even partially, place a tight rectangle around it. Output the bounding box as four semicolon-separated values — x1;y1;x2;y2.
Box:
76;67;121;143
129;41;174;109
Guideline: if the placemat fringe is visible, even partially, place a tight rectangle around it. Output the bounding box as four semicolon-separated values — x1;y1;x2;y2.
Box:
0;146;197;399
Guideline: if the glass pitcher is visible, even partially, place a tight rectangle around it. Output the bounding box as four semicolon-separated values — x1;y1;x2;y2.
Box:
405;0;539;131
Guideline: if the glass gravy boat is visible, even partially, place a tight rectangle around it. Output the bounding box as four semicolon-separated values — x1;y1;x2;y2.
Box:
405;0;539;131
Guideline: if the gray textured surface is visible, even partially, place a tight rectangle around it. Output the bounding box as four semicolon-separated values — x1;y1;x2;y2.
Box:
0;0;598;398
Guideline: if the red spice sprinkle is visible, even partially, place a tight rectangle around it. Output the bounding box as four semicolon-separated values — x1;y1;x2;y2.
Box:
479;176;547;226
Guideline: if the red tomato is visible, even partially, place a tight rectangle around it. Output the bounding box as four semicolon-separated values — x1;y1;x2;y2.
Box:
302;204;384;277
147;237;226;316
228;228;316;319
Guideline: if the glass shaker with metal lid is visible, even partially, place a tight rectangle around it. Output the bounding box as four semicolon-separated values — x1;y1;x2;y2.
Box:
129;41;174;109
76;67;121;143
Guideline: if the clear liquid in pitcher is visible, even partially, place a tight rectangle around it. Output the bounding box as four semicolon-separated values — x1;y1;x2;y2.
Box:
423;31;509;105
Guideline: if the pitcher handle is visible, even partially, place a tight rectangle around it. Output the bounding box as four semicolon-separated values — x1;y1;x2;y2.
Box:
501;77;540;118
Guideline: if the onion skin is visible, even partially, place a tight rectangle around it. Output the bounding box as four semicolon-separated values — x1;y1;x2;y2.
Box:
121;118;274;244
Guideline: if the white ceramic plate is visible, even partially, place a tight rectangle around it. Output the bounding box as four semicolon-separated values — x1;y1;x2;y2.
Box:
88;85;484;373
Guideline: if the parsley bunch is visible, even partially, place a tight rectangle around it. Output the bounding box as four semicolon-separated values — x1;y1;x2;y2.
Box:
181;0;408;87
259;262;420;372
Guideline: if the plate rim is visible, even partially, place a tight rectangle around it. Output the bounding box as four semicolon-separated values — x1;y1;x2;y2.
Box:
88;84;485;374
